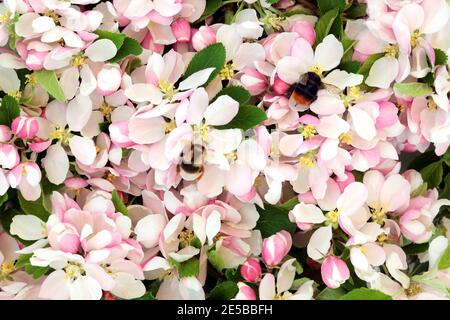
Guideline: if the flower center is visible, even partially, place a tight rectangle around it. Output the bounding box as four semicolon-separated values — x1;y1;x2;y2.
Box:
300;125;317;140
397;103;406;113
339;132;352;145
377;233;388;244
298;152;316;168
275;291;293;300
7;90;22;100
261;12;285;31
405;282;421;297
384;45;398;58
224;151;237;162
309;65;323;76
71;53;85;67
25;74;38;86
427;98;437;111
1;261;15;275
164;120;177;133
179;230;194;247
219;63;235;80
0;13;9;24
104;172;117;182
64;262;85;280
410;30;421;49
159;80;176;100
370;207;386;224
50;125;72;144
99;102;113;116
43;11;60;25
194;123;210;142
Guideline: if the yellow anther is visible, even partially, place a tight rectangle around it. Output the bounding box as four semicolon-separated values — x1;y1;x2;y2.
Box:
0;13;9;24
339;132;352;145
261;12;285;31
370;207;386;224
99;102;113;116
309;65;323;76
64;263;84;280
274;291;293;300
397;103;406;113
298;153;315;168
195;123;210;141
105;172;116;182
21;165;27;176
25;74;37;86
301;125;317;140
427;99;437;111
348;86;362;101
179;230;194;247
1;261;15;275
7;90;22;100
384;45;398;58
159;80;176;100
50;125;72;144
410;30;421;48
225;151;237;162
326;209;341;224
377;233;388;244
164;120;177;133
405;282;421;297
95;145;101;153
219;63;235;80
71;53;85;67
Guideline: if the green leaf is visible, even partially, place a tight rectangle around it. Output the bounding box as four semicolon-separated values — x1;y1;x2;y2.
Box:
109;37;143;63
94;30;126;49
440;174;450;200
0;95;20;126
177;257;199;278
403;242;429;255
24;263;49;279
255;204;296;238
329;15;343;39
314;8;339;47
208;281;238;300
279;197;299;211
339;61;361;73
125;58;142;74
341;34;357;62
15;253;32;269
340;288;392;300
318;0;346;14
215;105;267;131
408;151;439;171
0;193;8;208
434;48;448;66
420;161;443;189
358;53;384;79
438;245;450;270
18;193;50;221
317;287;346;300
208;249;225;272
214;85;251;105
290;277;313;291
41;176;63;195
394;82;433;97
345;3;367;19
111;189;128;215
34;70;66;102
183;43;226;87
224;268;242;282
197;0;223;22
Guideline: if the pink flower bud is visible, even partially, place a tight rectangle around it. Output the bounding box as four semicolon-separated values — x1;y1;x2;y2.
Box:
290;21;316;45
0;144;20;169
48;223;80;253
240;258;262;282
272;75;290;95
109;121;134;148
171;18;191;43
12;116;39;139
0;125;12;142
262;230;292;267
191;26;216;51
142;32;165;54
235;282;256;300
321;256;350;289
25;49;47;71
240;67;268;95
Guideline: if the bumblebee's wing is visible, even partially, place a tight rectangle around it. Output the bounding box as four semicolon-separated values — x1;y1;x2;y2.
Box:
322;83;342;95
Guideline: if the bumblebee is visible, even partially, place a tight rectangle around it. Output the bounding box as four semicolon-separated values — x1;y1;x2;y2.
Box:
290;72;322;106
179;143;206;181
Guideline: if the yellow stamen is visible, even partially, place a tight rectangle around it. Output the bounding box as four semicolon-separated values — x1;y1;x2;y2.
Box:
25;74;37;86
339;132;352;145
219;63;235;80
194;123;210;141
326;209;341;224
301;125;317;140
370;207;386;225
224;151;237;162
1;261;15;275
64;263;84;280
384;45;398;58
348;86;362;101
274;291;293;300
0;13;9;24
164;120;177;133
410;30;421;49
261;12;285;31
105;172;116;182
179;230;194;247
427;99;437;111
159;80;176;100
50;125;72;144
298;153;316;168
309;65;323;76
405;282;421;297
377;233;388;244
71;53;85;67
99;102;113;116
7;90;22;100
397;103;406;113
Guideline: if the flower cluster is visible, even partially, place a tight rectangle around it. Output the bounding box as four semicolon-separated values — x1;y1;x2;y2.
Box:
0;0;448;300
